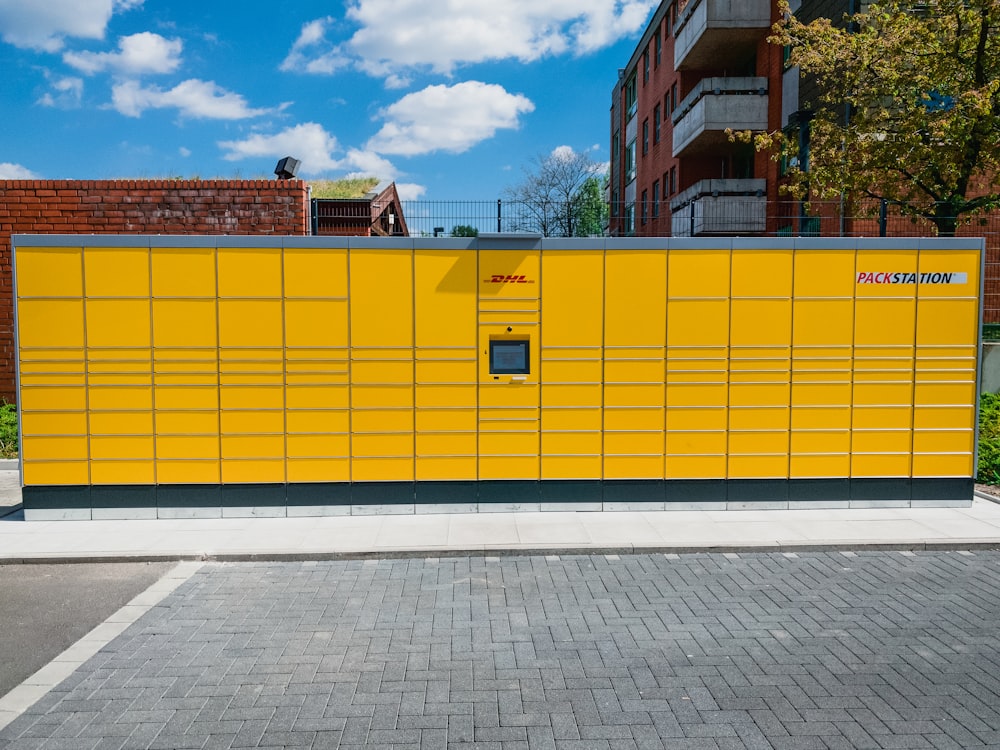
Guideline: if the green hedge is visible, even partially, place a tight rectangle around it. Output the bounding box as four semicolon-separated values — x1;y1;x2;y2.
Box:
0;401;15;459
978;392;1000;484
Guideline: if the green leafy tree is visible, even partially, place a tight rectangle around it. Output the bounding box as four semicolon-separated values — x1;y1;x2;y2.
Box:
737;0;1000;236
571;176;609;237
503;148;605;236
451;225;479;237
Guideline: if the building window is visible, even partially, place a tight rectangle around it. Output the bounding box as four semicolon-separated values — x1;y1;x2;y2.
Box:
612;189;620;218
625;73;637;120
653;181;660;218
625;203;635;235
642;120;649;155
669;166;677;195
643;49;649;83
655;31;661;67
625;139;636;183
654;104;661;144
641;190;648;224
666;5;672;36
670;83;677;113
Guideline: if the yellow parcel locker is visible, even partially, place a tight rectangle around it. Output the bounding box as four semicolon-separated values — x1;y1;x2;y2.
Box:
218;246;281;297
284;247;348;298
151;246;217;297
351;249;413;348
19;300;84;349
17;246;84;297
731;248;792;298
415;249;477;348
84;246;149;297
541;249;603;347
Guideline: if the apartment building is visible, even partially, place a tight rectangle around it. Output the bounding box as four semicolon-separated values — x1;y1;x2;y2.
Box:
609;0;838;237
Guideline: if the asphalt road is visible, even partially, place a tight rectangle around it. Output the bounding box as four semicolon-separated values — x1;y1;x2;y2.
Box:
2;551;1000;749
0;562;175;698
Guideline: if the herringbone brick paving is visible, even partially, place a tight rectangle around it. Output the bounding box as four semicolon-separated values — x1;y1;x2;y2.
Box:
3;551;1000;749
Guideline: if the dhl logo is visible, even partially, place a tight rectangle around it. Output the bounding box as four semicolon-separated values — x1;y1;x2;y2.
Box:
484;274;534;284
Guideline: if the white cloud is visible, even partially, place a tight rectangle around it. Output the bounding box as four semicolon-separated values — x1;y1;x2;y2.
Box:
0;0;143;52
37;75;83;108
0;162;40;179
286;0;657;78
178;146;191;157
280;17;348;74
367;82;534;156
64;32;182;75
393;182;425;201
111;79;282;119
218;122;343;172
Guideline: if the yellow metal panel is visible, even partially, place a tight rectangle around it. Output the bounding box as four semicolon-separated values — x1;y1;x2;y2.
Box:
479;455;538;480
151;247;217;297
91;435;154;460
729;384;789;408
731;249;792;297
914;382;975;404
666;382;727;406
913;407;974;430
156;435;220;460
541;431;601;455
790;455;850;478
17;246;84;297
351;384;413;409
541;250;603;347
542;407;603;432
667;300;729;347
154;385;218;410
540;384;602;408
793;300;853;346
790;382;850;407
854;299;916;345
604;383;664;408
89;411;154;435
729;407;789;431
352;433;413;457
417;433;477;456
917;248;980;298
417;456;478;481
284;247;348;297
352;409;413;433
666;455;726;479
287;434;350;458
793;249;856;297
218;300;283;348
540;360;602;385
18;300;84;348
23;461;89;486
218;247;281;297
728;431;788;455
851;453;910;477
88;386;152;411
152;300;217;348
352;457;413;482
668;247;730;297
352;360;413;384
790;406;851;430
604;431;665;455
666;431;727;455
605;251;666;346
852;406;912;429
286;410;349;434
852;431;911;453
20;372;86;387
287;385;349;409
912;454;973;477
155;459;220;484
852;383;913;407
730;300;791;346
221;435;284;460
478;249;540;298
285;300;348;348
220;386;283;410
86;300;151;348
478;384;538;409
351;249;413;347
221;460;285;484
415;384;476;408
727;454;788;479
22;412;88;436
220;409;284;435
604;408;665;431
479;432;538;456
415;250;476;348
542;455;602;480
84;247;149;297
603;455;663;480
415;360;476;383
155;410;218;435
90;461;154;485
790;431;850;454
913;430;973;454
916;299;978;347
416;409;477;432
287;458;349;483
855;250;918;297
665;408;728;432
604;359;664;383
22;436;88;461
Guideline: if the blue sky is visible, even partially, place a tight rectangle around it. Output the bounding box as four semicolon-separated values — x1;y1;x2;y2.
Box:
0;0;658;201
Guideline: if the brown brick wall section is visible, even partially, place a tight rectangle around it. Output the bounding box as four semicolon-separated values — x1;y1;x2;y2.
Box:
0;179;310;402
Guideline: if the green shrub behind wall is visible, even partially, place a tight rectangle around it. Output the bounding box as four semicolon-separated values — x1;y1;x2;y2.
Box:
978;392;1000;484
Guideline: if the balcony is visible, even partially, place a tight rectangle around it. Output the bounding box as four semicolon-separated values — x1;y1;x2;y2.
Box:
674;0;771;70
670;179;766;237
672;77;768;157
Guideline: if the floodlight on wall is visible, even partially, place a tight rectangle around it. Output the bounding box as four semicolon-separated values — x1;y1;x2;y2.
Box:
274;156;301;180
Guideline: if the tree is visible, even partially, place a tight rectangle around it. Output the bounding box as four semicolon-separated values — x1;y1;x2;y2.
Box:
451;225;479;237
737;0;1000;236
503;148;606;236
571;176;609;237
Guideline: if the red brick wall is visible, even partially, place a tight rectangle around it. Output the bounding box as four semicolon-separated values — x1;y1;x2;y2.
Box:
0;179;310;402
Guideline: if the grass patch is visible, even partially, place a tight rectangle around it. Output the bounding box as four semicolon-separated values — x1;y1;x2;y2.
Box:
0;401;16;458
310;177;380;199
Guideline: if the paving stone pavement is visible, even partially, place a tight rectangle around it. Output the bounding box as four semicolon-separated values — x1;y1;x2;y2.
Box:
3;550;1000;749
